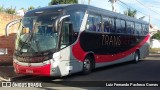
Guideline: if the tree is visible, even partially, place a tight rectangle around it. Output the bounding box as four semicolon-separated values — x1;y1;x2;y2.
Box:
124;8;137;18
20;8;25;10
0;5;4;12
152;33;160;40
48;0;78;5
5;6;16;14
28;6;35;11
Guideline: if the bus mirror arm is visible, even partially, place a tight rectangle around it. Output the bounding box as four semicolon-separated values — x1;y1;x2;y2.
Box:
54;15;70;32
5;19;21;36
54;19;59;32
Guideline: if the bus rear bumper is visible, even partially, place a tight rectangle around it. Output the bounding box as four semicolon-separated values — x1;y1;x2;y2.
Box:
13;62;51;76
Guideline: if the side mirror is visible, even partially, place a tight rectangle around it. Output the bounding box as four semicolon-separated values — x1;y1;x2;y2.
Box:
5;19;21;36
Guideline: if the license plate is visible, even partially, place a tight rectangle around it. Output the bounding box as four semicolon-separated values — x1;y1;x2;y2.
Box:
26;69;33;73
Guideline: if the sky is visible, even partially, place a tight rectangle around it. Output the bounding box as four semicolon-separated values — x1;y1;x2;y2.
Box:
0;0;160;28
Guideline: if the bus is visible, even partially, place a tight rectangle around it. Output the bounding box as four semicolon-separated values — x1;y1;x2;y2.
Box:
7;4;150;77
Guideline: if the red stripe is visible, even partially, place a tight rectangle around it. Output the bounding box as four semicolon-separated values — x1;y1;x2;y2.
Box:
72;34;150;63
13;62;51;76
72;41;86;62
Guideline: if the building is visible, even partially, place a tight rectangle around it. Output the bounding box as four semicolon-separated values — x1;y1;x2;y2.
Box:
149;24;160;36
16;9;25;16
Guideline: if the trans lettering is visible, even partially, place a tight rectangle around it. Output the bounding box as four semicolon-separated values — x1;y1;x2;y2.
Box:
102;35;121;46
102;35;136;46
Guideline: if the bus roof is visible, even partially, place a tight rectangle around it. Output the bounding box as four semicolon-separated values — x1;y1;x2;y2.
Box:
25;4;148;24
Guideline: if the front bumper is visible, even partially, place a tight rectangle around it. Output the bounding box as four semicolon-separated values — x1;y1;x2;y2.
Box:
13;62;51;76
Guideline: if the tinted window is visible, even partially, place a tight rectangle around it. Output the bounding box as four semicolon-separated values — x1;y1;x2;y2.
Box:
103;17;115;33
116;19;126;33
68;11;84;32
145;25;149;35
86;14;102;32
126;21;134;34
141;24;145;35
135;23;141;35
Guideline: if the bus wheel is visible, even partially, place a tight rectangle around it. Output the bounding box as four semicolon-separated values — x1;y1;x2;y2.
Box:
82;56;93;74
134;51;139;63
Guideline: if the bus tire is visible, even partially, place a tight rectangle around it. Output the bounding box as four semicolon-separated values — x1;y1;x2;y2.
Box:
82;56;93;74
134;51;140;63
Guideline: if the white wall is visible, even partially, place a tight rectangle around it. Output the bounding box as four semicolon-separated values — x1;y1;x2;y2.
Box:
150;39;160;48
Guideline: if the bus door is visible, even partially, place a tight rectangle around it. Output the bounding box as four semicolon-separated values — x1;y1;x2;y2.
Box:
59;16;74;49
56;15;80;74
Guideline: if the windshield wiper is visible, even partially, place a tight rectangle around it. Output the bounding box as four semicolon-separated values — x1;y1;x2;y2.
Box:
31;34;42;54
18;33;32;55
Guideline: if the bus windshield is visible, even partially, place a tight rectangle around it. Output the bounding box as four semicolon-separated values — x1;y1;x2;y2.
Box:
15;12;60;55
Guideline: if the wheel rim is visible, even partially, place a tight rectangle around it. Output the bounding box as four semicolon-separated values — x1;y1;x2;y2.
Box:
84;59;91;71
135;53;139;62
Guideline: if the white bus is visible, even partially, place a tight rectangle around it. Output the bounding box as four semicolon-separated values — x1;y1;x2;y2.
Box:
6;4;150;77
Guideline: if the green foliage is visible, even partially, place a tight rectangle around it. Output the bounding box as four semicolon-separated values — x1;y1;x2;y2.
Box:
124;8;137;18
20;8;25;10
152;33;160;40
5;6;16;14
28;6;35;11
0;5;4;12
49;0;78;5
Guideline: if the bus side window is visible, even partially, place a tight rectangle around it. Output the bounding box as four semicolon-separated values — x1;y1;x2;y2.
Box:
116;19;121;33
103;17;115;33
131;22;135;34
135;24;138;34
145;24;149;35
120;20;126;33
126;21;130;34
96;15;102;32
126;21;134;34
86;14;95;32
135;23;141;35
116;19;126;34
111;18;115;33
68;11;84;32
86;14;102;32
141;24;145;35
